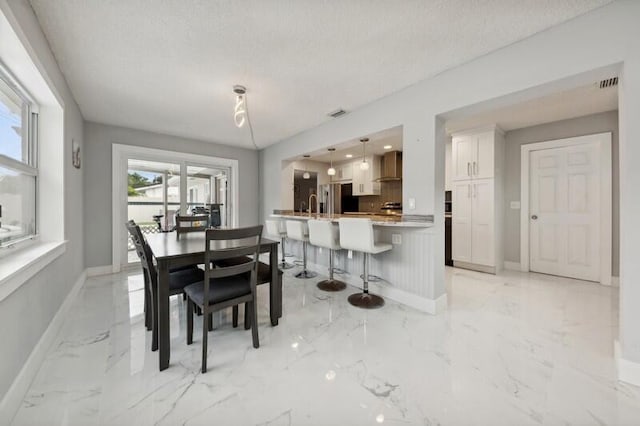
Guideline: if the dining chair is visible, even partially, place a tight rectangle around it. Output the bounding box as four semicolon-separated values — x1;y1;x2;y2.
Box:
175;214;209;238
184;225;263;373
126;221;205;351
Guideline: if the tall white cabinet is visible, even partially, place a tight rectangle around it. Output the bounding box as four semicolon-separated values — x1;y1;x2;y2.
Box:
451;127;504;272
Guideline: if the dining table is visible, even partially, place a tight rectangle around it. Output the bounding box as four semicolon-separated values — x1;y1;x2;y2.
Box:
145;231;282;371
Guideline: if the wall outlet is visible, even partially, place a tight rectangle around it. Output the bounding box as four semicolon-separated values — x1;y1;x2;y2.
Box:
347;250;353;259
408;198;416;210
392;234;402;245
510;201;521;210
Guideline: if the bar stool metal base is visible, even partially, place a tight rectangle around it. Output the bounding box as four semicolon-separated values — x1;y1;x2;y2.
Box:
348;292;385;309
317;279;346;292
295;270;317;279
279;261;294;269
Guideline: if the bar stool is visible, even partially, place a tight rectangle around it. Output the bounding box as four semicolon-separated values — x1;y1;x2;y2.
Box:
308;219;346;292
265;219;294;269
338;218;391;309
285;220;317;279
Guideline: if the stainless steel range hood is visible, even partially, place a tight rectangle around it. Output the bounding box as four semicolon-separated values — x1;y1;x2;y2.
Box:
376;151;402;181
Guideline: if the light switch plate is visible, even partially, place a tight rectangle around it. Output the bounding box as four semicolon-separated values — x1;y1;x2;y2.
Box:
408;198;416;210
392;234;402;245
510;201;521;209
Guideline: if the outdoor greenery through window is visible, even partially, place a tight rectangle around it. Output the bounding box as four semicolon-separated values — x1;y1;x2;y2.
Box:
0;65;38;247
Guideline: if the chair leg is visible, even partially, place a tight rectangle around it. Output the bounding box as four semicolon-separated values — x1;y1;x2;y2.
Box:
244;302;250;330
144;273;151;330
250;301;259;349
150;274;159;352
232;305;239;328
201;308;208;373
187;300;193;345
208;313;214;331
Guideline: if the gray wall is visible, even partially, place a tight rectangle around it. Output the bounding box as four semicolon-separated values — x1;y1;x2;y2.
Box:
83;122;259;268
0;0;84;400
503;111;619;275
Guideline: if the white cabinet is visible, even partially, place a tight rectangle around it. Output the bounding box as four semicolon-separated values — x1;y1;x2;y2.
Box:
352;155;381;196
451;127;503;271
334;163;353;182
452;131;496;181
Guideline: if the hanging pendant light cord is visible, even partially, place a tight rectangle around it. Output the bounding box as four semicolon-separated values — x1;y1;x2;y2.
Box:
243;94;259;151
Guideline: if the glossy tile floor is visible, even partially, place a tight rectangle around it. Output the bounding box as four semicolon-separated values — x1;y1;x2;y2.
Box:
11;266;640;425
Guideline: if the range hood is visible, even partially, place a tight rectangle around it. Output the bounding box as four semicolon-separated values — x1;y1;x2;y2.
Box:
376;151;402;181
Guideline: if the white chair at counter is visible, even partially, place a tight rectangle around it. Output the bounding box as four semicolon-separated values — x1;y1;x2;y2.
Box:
308;219;346;292
338;218;391;309
265;219;294;269
285;220;317;279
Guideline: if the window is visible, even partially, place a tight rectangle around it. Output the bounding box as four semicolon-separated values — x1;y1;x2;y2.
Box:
0;64;38;247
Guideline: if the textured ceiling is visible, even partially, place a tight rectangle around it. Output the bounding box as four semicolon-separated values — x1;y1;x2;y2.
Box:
29;0;611;149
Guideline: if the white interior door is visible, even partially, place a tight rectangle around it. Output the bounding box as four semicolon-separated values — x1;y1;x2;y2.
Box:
529;142;601;281
452;181;472;262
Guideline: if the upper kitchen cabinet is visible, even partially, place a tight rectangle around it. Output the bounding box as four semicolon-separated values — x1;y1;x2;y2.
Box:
333;162;353;182
451;127;504;181
352;155;381;196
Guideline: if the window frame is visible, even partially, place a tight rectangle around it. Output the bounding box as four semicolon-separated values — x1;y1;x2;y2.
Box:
0;60;39;250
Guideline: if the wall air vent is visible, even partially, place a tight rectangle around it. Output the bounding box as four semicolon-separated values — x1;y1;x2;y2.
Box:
599;77;618;89
328;108;347;118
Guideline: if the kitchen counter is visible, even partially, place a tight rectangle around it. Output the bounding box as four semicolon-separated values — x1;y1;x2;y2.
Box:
271;211;433;228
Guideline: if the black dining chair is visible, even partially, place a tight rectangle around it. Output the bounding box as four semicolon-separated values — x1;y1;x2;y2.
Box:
184;225;263;373
126;221;205;351
175;214;209;239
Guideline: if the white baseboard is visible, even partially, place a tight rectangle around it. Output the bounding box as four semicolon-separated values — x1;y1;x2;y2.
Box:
86;265;115;277
615;341;640;387
0;270;87;425
305;262;447;315
503;261;522;271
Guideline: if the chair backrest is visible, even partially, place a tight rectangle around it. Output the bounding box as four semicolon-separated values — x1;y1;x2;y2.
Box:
176;214;209;238
264;220;284;238
125;221;155;277
308;219;340;250
285;220;308;241
338;218;375;253
203;226;263;303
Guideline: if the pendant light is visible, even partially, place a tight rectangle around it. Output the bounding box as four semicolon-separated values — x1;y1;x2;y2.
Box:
327;148;336;176
359;138;370;170
302;154;311;179
233;85;247;128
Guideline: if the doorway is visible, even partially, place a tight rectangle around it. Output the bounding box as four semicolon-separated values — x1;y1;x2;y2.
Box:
112;144;239;271
521;133;612;283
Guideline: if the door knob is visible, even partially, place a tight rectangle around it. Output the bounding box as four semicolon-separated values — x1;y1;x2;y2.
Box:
531;214;538;220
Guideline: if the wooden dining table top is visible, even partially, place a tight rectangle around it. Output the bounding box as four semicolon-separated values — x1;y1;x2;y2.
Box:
144;232;279;259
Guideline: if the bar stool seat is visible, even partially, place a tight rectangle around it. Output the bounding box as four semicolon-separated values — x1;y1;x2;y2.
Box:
265;219;294;269
308;219;346;292
338;218;391;309
285;220;317;279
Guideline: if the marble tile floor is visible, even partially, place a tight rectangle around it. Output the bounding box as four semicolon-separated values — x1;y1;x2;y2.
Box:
10;266;640;425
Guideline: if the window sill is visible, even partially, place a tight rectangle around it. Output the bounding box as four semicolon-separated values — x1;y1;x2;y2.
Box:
0;241;67;302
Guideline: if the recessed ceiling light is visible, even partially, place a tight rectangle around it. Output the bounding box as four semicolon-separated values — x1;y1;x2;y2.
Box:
346;154;353;158
384;145;392;150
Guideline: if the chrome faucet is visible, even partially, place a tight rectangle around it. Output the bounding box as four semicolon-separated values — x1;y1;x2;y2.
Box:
308;193;318;217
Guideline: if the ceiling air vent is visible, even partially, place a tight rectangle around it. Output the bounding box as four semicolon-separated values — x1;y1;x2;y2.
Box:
599;77;618;89
328;108;347;118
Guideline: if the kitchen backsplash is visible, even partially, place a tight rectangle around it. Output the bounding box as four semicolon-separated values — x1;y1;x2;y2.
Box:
358;180;402;212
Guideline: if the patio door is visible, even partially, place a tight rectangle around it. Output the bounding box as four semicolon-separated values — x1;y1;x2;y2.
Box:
126;159;181;264
113;144;239;270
